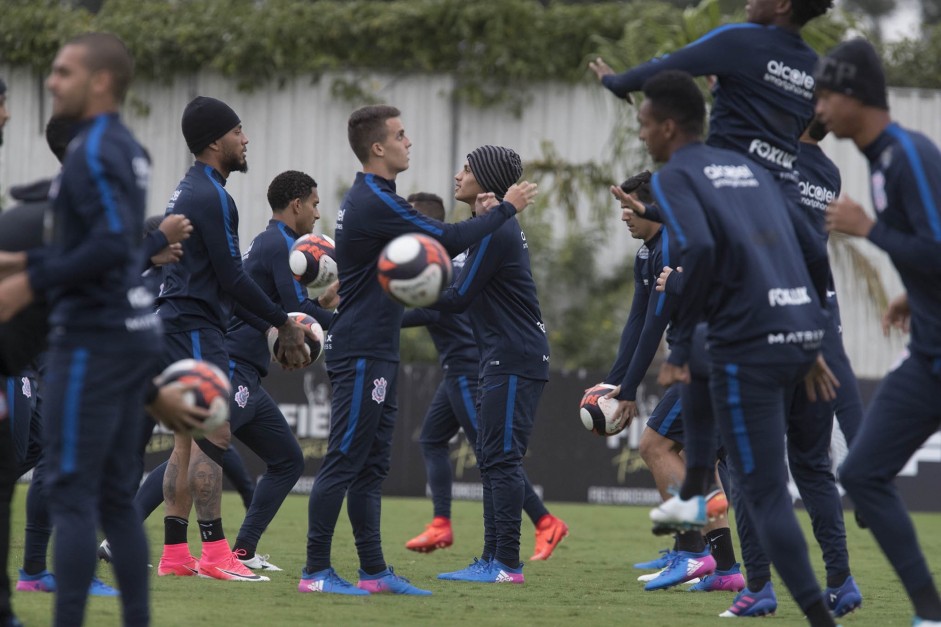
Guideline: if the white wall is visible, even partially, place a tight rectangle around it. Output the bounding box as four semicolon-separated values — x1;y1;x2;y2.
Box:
1;66;932;377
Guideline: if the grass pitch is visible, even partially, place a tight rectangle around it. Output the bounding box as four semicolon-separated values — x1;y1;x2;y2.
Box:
7;487;938;626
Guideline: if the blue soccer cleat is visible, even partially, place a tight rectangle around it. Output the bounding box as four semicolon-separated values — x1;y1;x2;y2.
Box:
688;562;745;592
89;576;119;596
913;618;941;626
644;548;715;591
720;581;778;617
297;567;369;596
633;549;676;570
438;557;492;581
826;575;862;617
356;566;431;595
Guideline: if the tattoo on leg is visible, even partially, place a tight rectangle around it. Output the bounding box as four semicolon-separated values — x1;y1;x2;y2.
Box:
164;450;180;507
190;450;222;520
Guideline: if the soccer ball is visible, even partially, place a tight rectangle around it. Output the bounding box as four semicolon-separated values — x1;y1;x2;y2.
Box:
377;233;452;308
267;312;325;362
156;359;231;436
289;234;337;296
579;383;624;436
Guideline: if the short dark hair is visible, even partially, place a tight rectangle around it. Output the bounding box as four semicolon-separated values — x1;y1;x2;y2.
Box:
267;170;317;211
790;0;833;26
45;116;75;164
642;70;705;138
348;105;400;164
407;192;445;221
66;32;134;103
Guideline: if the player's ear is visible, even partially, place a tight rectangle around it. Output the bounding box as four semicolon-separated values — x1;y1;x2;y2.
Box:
371;141;384;159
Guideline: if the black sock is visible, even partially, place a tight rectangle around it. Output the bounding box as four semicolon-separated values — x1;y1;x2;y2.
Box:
679;467;711;500
748;575;770;593
197;518;225;543
826;571;849;589
675;530;706;553
233;539;256;560
804;599;836;626
913;583;941;621
22;560;46;576
361;563;387;576
164;516;189;545
705;528;737;571
305;561;330;576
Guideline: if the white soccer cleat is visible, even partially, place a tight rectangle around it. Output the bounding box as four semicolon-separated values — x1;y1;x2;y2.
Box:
236;551;283;572
650;494;707;531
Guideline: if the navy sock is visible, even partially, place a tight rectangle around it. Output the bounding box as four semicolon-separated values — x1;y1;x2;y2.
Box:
826;571;850;589
676;530;705;553
679;466;711;500
233;539;256;560
361;563;387;576
805;599;836;626
748;575;770;593
913;584;941;621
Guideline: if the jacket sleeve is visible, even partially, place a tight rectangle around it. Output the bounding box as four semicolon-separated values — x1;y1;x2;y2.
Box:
193;196;288;329
27;147;134;292
601;25;747;99
402;308;441;328
604;278;648;389
429;232;504;313
651;169;716;367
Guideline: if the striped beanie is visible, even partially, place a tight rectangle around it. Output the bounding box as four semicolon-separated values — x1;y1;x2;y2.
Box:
467;145;523;199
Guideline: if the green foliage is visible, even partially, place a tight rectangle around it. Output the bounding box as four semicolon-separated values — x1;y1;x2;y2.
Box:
882;24;941;89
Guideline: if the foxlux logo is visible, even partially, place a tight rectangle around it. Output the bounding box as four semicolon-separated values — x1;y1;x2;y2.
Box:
748;140;796;169
768;287;811;307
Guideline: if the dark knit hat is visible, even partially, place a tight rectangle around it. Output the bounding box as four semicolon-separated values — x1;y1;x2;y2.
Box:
467;145;523;199
814;38;888;110
181;96;241;155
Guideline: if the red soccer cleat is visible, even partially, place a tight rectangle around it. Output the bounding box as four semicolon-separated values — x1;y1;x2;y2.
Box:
405;516;453;553
530;514;569;561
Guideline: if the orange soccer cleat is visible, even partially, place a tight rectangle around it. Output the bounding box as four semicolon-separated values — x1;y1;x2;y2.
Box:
530;514;569;561
706;489;729;520
405;516;453;553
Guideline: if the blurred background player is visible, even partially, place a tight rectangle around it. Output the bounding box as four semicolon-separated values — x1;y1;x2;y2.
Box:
429;146;549;585
816;38;941;627
300;107;533;596
0;33;161;626
401;191;568;561
602;178;740;592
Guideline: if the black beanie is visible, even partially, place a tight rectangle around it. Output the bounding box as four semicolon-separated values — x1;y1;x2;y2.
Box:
181;96;241;155
814;38;888;110
467;145;523;200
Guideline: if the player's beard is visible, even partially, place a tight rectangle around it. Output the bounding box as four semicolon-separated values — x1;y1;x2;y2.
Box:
222;145;248;174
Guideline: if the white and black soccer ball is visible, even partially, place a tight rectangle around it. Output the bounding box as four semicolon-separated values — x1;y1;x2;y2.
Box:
377;233;453;308
289;234;337;296
156;359;231;436
267;312;325;363
579;383;623;436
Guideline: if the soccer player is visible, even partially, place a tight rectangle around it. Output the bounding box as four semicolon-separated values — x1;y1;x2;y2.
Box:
638;70;836;626
300;106;535;596
815;38;941;626
153;96;311;582
602;179;741;592
0;32;161;626
426;145;549;585
401;192;568;561
128;170;336;571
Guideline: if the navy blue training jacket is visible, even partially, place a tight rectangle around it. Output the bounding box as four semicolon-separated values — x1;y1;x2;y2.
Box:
324;172;515;364
156;162;288;334
797;142;842;243
605;227;678;401
863;123;941;358
602;24;817;174
652;142;825;366
226;219;335;377
26;113;158;344
432;217;550;381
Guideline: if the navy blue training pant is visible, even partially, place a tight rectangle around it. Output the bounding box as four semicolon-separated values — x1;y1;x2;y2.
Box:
475;374;544;567
307;358;397;572
840;352;941;603
419;373;548;523
42;343;158;627
822;294;863;445
710;360;825;613
228;362;303;550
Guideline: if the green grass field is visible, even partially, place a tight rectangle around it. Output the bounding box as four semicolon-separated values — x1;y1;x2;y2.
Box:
7;487;939;626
